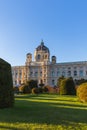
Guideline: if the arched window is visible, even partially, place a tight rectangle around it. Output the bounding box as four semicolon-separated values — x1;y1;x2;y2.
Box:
37;54;41;60
44;55;47;59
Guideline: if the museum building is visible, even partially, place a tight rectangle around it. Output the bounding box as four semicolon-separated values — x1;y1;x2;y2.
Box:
12;41;87;86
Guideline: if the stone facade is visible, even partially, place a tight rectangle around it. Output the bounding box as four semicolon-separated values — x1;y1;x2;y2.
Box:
12;41;87;87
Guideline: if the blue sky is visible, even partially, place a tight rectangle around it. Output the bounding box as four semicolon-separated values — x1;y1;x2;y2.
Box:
0;0;87;66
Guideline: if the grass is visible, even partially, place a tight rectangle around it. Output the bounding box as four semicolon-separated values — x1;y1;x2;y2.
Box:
0;94;87;130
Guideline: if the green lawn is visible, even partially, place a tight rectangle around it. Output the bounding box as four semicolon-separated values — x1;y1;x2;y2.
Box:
0;94;87;130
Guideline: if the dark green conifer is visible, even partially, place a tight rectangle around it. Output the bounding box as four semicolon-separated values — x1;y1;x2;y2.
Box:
0;58;14;108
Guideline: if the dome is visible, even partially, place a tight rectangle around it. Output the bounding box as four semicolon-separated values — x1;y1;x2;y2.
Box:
26;53;32;56
36;40;49;53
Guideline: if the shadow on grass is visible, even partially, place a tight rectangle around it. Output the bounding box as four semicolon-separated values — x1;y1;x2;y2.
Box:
0;125;23;130
0;94;87;130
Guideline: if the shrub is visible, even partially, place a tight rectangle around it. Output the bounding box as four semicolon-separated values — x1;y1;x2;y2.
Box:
19;85;31;94
38;87;43;93
75;78;87;85
59;77;76;95
60;79;67;95
77;83;87;103
43;86;49;93
13;86;19;94
32;88;39;94
19;79;39;94
0;58;14;108
57;76;65;87
39;83;44;88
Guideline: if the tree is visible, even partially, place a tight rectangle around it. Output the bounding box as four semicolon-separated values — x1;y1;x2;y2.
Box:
26;80;38;89
0;58;14;108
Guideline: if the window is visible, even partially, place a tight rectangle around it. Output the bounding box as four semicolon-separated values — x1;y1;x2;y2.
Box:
44;74;46;77
30;72;33;76
37;54;41;60
19;80;21;84
57;68;60;71
80;66;83;69
19;73;22;79
68;71;71;77
15;73;18;78
40;72;42;76
52;80;55;85
74;70;77;76
74;67;77;69
44;79;46;83
86;71;87;75
12;71;14;76
52;71;55;77
57;71;60;76
15;80;17;85
79;70;83;77
44;55;47;59
62;71;65;76
40;79;43;84
24;73;25;78
35;72;38;77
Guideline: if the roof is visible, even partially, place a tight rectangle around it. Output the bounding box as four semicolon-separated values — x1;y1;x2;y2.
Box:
36;40;50;53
